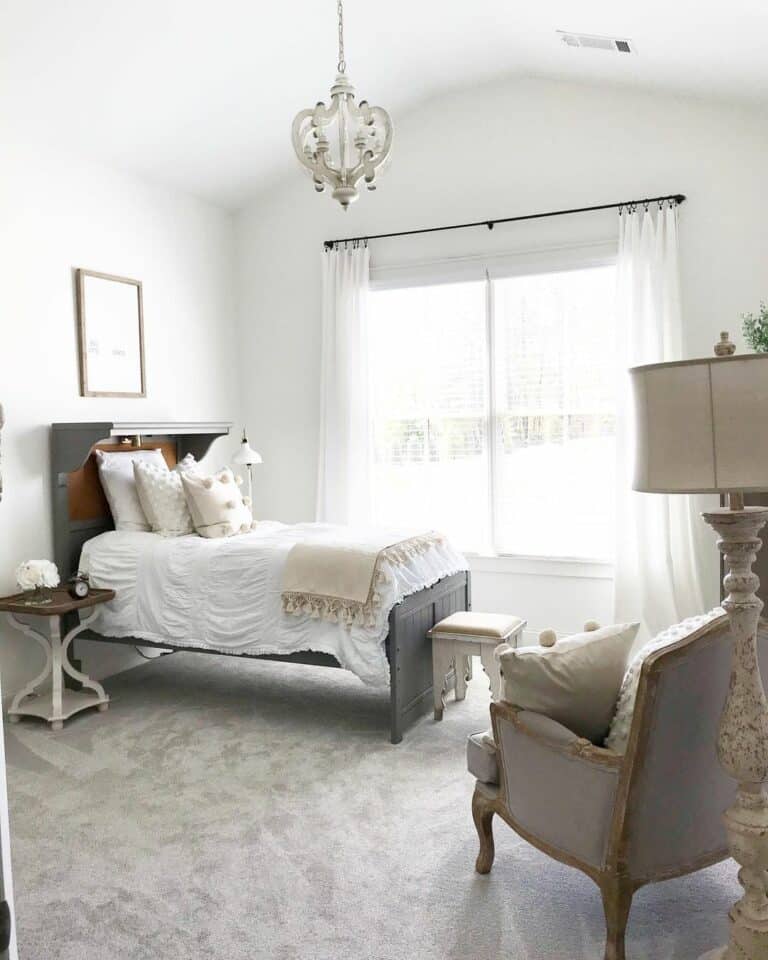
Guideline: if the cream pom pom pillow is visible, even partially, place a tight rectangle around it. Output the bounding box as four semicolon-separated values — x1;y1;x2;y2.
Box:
498;622;640;744
180;467;255;539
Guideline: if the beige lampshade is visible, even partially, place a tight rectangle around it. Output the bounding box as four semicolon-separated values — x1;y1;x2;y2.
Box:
630;353;768;493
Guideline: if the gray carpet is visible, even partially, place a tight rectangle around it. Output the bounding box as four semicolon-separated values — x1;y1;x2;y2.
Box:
5;653;738;960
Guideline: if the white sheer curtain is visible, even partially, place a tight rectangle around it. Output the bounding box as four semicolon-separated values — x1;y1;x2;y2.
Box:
613;202;708;637
316;242;372;525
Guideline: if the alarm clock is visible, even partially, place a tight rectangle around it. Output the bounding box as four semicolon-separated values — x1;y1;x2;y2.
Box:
69;574;90;600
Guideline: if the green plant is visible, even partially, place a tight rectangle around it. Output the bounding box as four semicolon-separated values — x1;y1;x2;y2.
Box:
742;302;768;353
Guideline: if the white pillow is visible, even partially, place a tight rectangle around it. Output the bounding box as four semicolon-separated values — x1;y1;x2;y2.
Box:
498;622;640;744
604;608;725;754
133;460;195;537
180;467;255;539
95;448;168;531
174;453;200;476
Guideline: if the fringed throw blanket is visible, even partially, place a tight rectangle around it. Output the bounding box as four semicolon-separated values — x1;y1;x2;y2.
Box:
282;527;445;627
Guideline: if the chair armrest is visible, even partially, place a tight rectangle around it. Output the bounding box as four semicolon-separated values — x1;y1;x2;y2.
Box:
490;701;623;869
492;702;623;768
513;710;582;747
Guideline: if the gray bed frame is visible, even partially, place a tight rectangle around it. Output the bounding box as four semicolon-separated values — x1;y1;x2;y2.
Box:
51;422;471;744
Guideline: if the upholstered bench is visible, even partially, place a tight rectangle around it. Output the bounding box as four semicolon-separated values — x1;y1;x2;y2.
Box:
429;612;526;720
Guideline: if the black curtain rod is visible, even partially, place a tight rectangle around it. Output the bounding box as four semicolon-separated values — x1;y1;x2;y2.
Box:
323;193;686;250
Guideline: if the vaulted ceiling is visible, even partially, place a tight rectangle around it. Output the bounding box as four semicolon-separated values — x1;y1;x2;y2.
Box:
3;1;765;207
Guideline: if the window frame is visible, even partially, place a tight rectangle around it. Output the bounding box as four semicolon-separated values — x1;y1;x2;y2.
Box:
368;240;619;566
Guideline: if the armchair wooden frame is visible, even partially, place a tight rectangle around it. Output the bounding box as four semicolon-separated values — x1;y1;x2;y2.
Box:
472;615;735;960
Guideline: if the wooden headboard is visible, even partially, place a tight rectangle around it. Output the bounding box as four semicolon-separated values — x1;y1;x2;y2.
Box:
51;421;231;580
67;440;178;525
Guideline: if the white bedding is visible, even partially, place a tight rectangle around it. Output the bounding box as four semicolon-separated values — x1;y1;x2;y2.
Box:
79;522;468;687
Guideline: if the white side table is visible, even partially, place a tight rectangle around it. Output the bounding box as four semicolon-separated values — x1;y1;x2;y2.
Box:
0;588;114;731
430;612;526;720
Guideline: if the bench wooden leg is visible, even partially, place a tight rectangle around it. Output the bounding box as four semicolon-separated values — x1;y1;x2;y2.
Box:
480;646;503;700
455;653;469;701
432;642;454;721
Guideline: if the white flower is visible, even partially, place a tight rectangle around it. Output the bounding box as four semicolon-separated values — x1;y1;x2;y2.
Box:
16;559;60;592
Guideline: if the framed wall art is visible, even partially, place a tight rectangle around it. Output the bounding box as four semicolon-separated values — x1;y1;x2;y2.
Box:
75;269;146;398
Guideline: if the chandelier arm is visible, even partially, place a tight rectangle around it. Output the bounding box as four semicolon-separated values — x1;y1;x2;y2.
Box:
311;102;336;124
314;150;342;186
364;108;394;170
291;113;321;174
343;162;366;189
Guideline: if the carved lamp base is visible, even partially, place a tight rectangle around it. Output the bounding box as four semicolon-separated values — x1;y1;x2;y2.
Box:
699;506;768;960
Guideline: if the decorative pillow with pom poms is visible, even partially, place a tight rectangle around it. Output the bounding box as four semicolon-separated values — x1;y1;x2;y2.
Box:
180;467;255;539
497;621;640;744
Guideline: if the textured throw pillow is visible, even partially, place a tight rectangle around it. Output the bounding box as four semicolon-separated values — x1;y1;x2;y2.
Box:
498;622;640;744
174;453;200;476
95;448;168;531
180;467;254;539
133;460;195;537
604;608;726;753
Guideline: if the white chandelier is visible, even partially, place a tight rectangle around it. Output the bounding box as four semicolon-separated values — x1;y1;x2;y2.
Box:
291;0;393;210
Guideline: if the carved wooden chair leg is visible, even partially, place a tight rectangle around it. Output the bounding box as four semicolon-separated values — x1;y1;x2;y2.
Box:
472;789;496;874
599;877;634;960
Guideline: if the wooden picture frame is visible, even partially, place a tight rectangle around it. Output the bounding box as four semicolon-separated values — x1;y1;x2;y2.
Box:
75;269;146;398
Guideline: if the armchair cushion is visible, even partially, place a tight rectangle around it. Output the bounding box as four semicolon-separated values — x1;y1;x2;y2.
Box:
498;622;640;743
467;731;499;784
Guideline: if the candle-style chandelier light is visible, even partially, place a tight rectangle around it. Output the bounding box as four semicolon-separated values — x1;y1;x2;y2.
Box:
291;0;393;210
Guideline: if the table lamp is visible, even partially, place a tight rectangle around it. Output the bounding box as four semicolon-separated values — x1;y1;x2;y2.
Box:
231;429;262;503
630;344;768;959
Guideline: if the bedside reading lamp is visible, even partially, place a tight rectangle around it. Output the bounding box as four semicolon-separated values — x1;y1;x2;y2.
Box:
630;345;768;960
231;430;262;503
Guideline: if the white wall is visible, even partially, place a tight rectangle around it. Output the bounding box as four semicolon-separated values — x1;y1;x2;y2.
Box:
236;76;768;637
0;143;240;696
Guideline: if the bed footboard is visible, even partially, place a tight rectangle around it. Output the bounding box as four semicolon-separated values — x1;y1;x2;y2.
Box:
387;570;471;744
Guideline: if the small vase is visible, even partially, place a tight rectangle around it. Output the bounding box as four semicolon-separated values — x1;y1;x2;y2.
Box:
714;331;736;357
24;586;53;606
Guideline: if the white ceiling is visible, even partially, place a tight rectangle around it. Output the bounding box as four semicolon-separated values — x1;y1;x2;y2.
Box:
2;1;766;208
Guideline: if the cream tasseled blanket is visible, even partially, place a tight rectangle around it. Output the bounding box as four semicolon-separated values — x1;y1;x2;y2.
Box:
281;526;445;627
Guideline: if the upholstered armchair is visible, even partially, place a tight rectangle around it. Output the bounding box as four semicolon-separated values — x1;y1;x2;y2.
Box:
468;615;768;960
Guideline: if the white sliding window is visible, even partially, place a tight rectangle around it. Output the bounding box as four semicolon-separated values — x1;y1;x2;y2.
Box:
368;256;617;561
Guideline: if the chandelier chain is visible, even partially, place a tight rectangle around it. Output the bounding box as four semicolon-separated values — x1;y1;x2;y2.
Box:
337;0;346;73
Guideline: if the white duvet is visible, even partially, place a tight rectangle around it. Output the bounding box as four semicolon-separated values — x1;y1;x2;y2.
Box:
79;522;468;687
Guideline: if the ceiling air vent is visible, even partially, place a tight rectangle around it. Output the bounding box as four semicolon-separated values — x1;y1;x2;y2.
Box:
557;31;635;54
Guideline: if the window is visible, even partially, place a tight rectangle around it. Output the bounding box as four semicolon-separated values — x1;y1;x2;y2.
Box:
368;259;617;560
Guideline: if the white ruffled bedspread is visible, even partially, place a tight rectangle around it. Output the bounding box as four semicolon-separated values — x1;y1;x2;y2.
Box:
79;522;468;687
